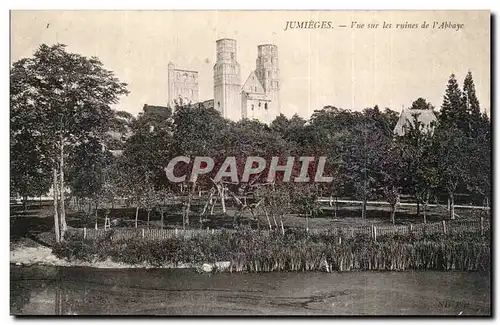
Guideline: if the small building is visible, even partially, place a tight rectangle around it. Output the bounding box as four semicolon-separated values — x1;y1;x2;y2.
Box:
393;109;437;136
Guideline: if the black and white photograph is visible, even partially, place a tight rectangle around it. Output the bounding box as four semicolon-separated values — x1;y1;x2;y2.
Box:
9;9;491;316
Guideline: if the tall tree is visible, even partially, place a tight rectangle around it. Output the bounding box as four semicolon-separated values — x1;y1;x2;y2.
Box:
462;71;482;136
10;44;129;241
440;73;467;131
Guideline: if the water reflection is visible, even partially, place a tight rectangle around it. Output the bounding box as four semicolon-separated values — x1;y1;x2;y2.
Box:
10;265;491;316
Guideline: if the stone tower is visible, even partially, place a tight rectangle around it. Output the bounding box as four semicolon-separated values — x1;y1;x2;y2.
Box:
167;61;199;109
255;44;280;115
214;38;241;121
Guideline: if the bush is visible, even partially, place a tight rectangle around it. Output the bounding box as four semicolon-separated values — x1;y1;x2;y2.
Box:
52;230;490;272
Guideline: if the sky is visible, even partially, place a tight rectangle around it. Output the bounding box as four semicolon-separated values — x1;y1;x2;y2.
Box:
10;10;490;118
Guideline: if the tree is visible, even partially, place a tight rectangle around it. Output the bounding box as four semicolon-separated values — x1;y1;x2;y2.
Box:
155;187;173;229
462;71;483;136
290;183;320;231
170;104;229;226
10;131;52;210
270;113;307;143
67;138;113;216
410;97;435;110
257;183;292;235
440;74;465;125
433;125;468;220
399;114;439;222
341;106;398;220
10;44;129;241
464;112;491;207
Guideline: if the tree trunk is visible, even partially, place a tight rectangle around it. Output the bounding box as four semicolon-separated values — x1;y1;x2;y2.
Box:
306;211;310;232
272;213;278;229
53;168;60;244
135;205;139;228
39;196;42;208
423;203;427;224
280;215;285;235
264;206;272;230
361;198;367;219
147;210;150;228
390;203;396;225
450;192;455;220
210;198;217;215
182;205;185;229
59;138;67;240
95;203;98;229
160;210;164;229
219;185;226;214
201;190;213;216
254;209;260;230
185;194;192;227
423;192;429;224
22;196;27;212
334;197;337;219
362;170;368;219
416;201;420;217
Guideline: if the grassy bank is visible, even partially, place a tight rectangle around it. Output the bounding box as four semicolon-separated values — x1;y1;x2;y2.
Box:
52;230;490;273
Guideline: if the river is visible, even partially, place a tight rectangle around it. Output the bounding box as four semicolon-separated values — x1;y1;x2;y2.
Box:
10;265;490;316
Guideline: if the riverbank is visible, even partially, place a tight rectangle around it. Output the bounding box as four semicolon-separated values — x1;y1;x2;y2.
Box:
11;229;490;273
10;243;232;272
47;229;490;273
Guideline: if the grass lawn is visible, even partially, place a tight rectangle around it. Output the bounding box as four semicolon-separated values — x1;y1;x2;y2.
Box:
11;199;489;247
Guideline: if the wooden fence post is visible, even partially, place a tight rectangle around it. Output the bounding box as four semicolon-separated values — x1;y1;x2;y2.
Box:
442;220;447;235
142;228;145;239
83;227;86;240
480;217;484;236
329;196;333;207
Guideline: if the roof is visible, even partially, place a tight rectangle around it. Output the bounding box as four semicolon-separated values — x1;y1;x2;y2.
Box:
199;99;214;109
173;68;198;74
393;109;437;136
242;70;265;94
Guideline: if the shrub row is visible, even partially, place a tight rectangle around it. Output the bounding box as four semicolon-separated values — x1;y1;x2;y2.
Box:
52;230;490;272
